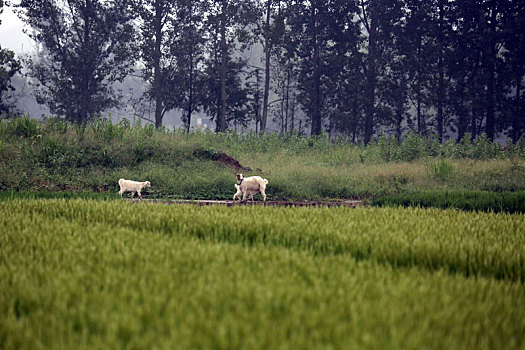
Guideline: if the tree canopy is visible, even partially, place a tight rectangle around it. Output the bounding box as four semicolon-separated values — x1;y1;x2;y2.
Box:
9;0;525;143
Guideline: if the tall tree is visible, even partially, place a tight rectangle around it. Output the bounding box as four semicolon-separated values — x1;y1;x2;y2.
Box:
0;0;22;116
257;0;286;134
288;0;359;136
357;0;403;144
174;0;207;132
402;0;435;135
202;0;258;132
135;0;207;129
452;0;509;141
503;0;525;142
15;0;136;123
359;0;378;144
270;1;301;134
435;0;446;142
261;0;273;133
135;0;176;129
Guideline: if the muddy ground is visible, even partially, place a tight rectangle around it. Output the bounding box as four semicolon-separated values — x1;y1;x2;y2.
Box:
131;199;364;208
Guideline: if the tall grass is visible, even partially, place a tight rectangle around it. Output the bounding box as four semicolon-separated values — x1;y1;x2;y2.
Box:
1;199;524;349
2;116;525;200
0;190;119;201
372;190;525;213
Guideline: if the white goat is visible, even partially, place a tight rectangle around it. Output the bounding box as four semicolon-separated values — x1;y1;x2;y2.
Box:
233;183;260;201
118;179;151;200
236;173;268;201
233;184;243;201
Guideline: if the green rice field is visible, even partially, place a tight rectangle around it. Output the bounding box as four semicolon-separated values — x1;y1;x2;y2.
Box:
1;199;524;349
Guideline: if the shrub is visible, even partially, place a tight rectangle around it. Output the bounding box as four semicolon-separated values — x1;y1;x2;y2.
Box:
426;159;455;181
0;115;40;138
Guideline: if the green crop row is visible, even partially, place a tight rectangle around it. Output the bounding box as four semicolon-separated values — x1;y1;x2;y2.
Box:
372;190;525;214
1;199;524;349
3;199;524;281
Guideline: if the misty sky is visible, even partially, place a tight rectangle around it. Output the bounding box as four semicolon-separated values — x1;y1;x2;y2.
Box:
0;5;34;54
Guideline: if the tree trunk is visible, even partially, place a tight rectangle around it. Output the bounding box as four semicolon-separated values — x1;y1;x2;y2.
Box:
437;62;444;142
310;5;321;136
436;0;445;142
79;0;93;124
261;0;272;134
512;71;522;142
290;80;296;131
186;48;194;133
471;93;478;141
456;77;468;142
185;4;195;133
416;42;423;135
153;0;163;129
364;9;377;145
217;0;228;132
284;68;290;133
485;2;497;141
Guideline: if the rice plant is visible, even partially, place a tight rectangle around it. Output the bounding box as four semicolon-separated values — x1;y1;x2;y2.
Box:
1;199;524;349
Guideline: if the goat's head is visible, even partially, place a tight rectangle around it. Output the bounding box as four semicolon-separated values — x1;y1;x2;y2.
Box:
144;181;151;188
236;173;244;184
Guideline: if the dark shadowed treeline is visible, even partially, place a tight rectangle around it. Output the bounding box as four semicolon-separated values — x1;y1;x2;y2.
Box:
3;0;525;143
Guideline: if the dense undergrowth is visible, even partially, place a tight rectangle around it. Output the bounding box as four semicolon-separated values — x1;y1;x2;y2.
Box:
1;116;525;201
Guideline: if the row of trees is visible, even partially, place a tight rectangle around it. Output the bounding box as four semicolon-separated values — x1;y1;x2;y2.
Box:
1;0;524;143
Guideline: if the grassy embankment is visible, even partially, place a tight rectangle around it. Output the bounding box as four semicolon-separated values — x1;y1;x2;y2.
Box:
1;199;524;349
1;116;525;206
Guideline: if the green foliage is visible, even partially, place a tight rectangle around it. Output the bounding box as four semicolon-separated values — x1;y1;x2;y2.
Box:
372;190;525;214
1;200;524;348
1;117;525;200
15;0;136;122
0;115;40;138
0;43;22;116
0;190;118;201
426;158;455;181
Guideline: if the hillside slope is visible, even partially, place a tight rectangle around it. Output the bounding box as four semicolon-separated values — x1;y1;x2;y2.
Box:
1;116;525;201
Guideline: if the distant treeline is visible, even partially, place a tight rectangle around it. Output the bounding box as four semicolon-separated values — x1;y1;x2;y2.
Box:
1;0;525;144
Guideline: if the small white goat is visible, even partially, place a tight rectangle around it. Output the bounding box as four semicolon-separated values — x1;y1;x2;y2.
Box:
236;173;268;201
118;178;151;200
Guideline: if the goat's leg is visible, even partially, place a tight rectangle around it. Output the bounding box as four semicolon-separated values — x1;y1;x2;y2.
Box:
138;191;143;200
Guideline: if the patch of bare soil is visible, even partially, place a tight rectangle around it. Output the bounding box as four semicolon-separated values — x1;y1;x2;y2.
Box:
216;153;253;172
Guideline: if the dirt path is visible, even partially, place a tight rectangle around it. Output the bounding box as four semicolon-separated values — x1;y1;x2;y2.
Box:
132;199;364;208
